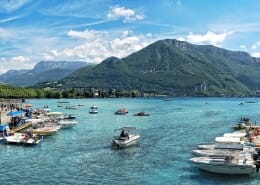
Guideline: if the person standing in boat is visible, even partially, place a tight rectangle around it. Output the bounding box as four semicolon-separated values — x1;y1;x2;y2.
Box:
120;130;125;137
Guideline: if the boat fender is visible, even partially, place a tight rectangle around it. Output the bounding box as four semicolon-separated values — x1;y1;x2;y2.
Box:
24;134;29;140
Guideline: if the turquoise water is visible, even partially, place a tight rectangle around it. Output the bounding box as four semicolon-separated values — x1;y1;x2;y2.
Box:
1;98;260;184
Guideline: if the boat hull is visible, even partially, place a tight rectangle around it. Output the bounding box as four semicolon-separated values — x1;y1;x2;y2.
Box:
112;135;140;148
191;161;255;174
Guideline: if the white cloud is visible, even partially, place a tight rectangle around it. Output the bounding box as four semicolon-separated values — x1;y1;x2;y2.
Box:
251;41;260;50
0;56;32;73
11;56;30;63
177;37;185;41
43;29;153;63
251;52;260;58
240;45;246;49
186;31;232;46
0;0;31;13
107;6;144;23
0;16;22;23
0;28;13;39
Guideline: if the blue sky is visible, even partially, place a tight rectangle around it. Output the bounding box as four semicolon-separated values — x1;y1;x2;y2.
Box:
1;0;260;73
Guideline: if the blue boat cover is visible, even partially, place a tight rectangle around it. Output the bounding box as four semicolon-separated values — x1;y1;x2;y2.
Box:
7;111;25;117
0;124;9;131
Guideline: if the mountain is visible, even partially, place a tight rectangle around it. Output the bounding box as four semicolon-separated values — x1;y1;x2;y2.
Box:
55;39;260;96
0;61;88;87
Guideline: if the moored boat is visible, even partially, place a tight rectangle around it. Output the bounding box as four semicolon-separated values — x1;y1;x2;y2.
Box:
192;149;241;157
190;154;256;175
5;133;43;145
57;120;78;129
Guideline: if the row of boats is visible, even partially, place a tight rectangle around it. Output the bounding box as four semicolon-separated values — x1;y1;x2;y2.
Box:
0;104;141;149
190;118;260;175
0;108;79;146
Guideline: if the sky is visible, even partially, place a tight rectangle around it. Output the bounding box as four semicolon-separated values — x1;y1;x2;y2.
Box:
1;0;260;74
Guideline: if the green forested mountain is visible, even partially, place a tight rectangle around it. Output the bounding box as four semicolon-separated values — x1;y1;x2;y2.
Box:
60;39;260;96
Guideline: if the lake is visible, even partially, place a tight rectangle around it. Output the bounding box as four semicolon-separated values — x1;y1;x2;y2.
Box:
1;97;260;185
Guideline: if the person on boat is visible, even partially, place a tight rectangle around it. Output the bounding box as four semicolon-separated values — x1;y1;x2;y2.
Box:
120;130;125;137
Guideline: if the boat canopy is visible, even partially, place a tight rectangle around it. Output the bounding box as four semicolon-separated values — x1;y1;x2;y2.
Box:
114;127;137;132
7;110;25;117
0;124;9;131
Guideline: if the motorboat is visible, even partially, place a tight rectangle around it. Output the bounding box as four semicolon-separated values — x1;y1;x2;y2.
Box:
5;133;43;145
111;127;140;148
214;137;244;150
134;112;150;116
193;146;257;157
232;117;253;130
190;152;256;175
57;120;78;129
24;127;58;136
115;108;128;115
197;136;244;150
45;112;76;120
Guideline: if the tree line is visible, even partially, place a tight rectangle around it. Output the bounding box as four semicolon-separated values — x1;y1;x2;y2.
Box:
0;85;141;99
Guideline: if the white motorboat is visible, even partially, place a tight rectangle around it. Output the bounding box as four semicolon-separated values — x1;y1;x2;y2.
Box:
5;133;43;145
111;127;140;148
190;153;256;175
214;137;244;150
197;136;244;150
57;120;78;129
193;146;257;157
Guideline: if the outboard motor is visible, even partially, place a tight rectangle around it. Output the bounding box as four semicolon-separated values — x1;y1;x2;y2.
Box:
256;161;260;172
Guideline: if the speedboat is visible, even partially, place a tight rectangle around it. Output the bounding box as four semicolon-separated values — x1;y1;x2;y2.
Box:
111;127;140;148
115;108;128;115
190;152;256;175
134;112;150;116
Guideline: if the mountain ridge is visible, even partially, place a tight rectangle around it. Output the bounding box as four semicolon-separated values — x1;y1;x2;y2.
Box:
58;39;260;96
0;61;88;87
